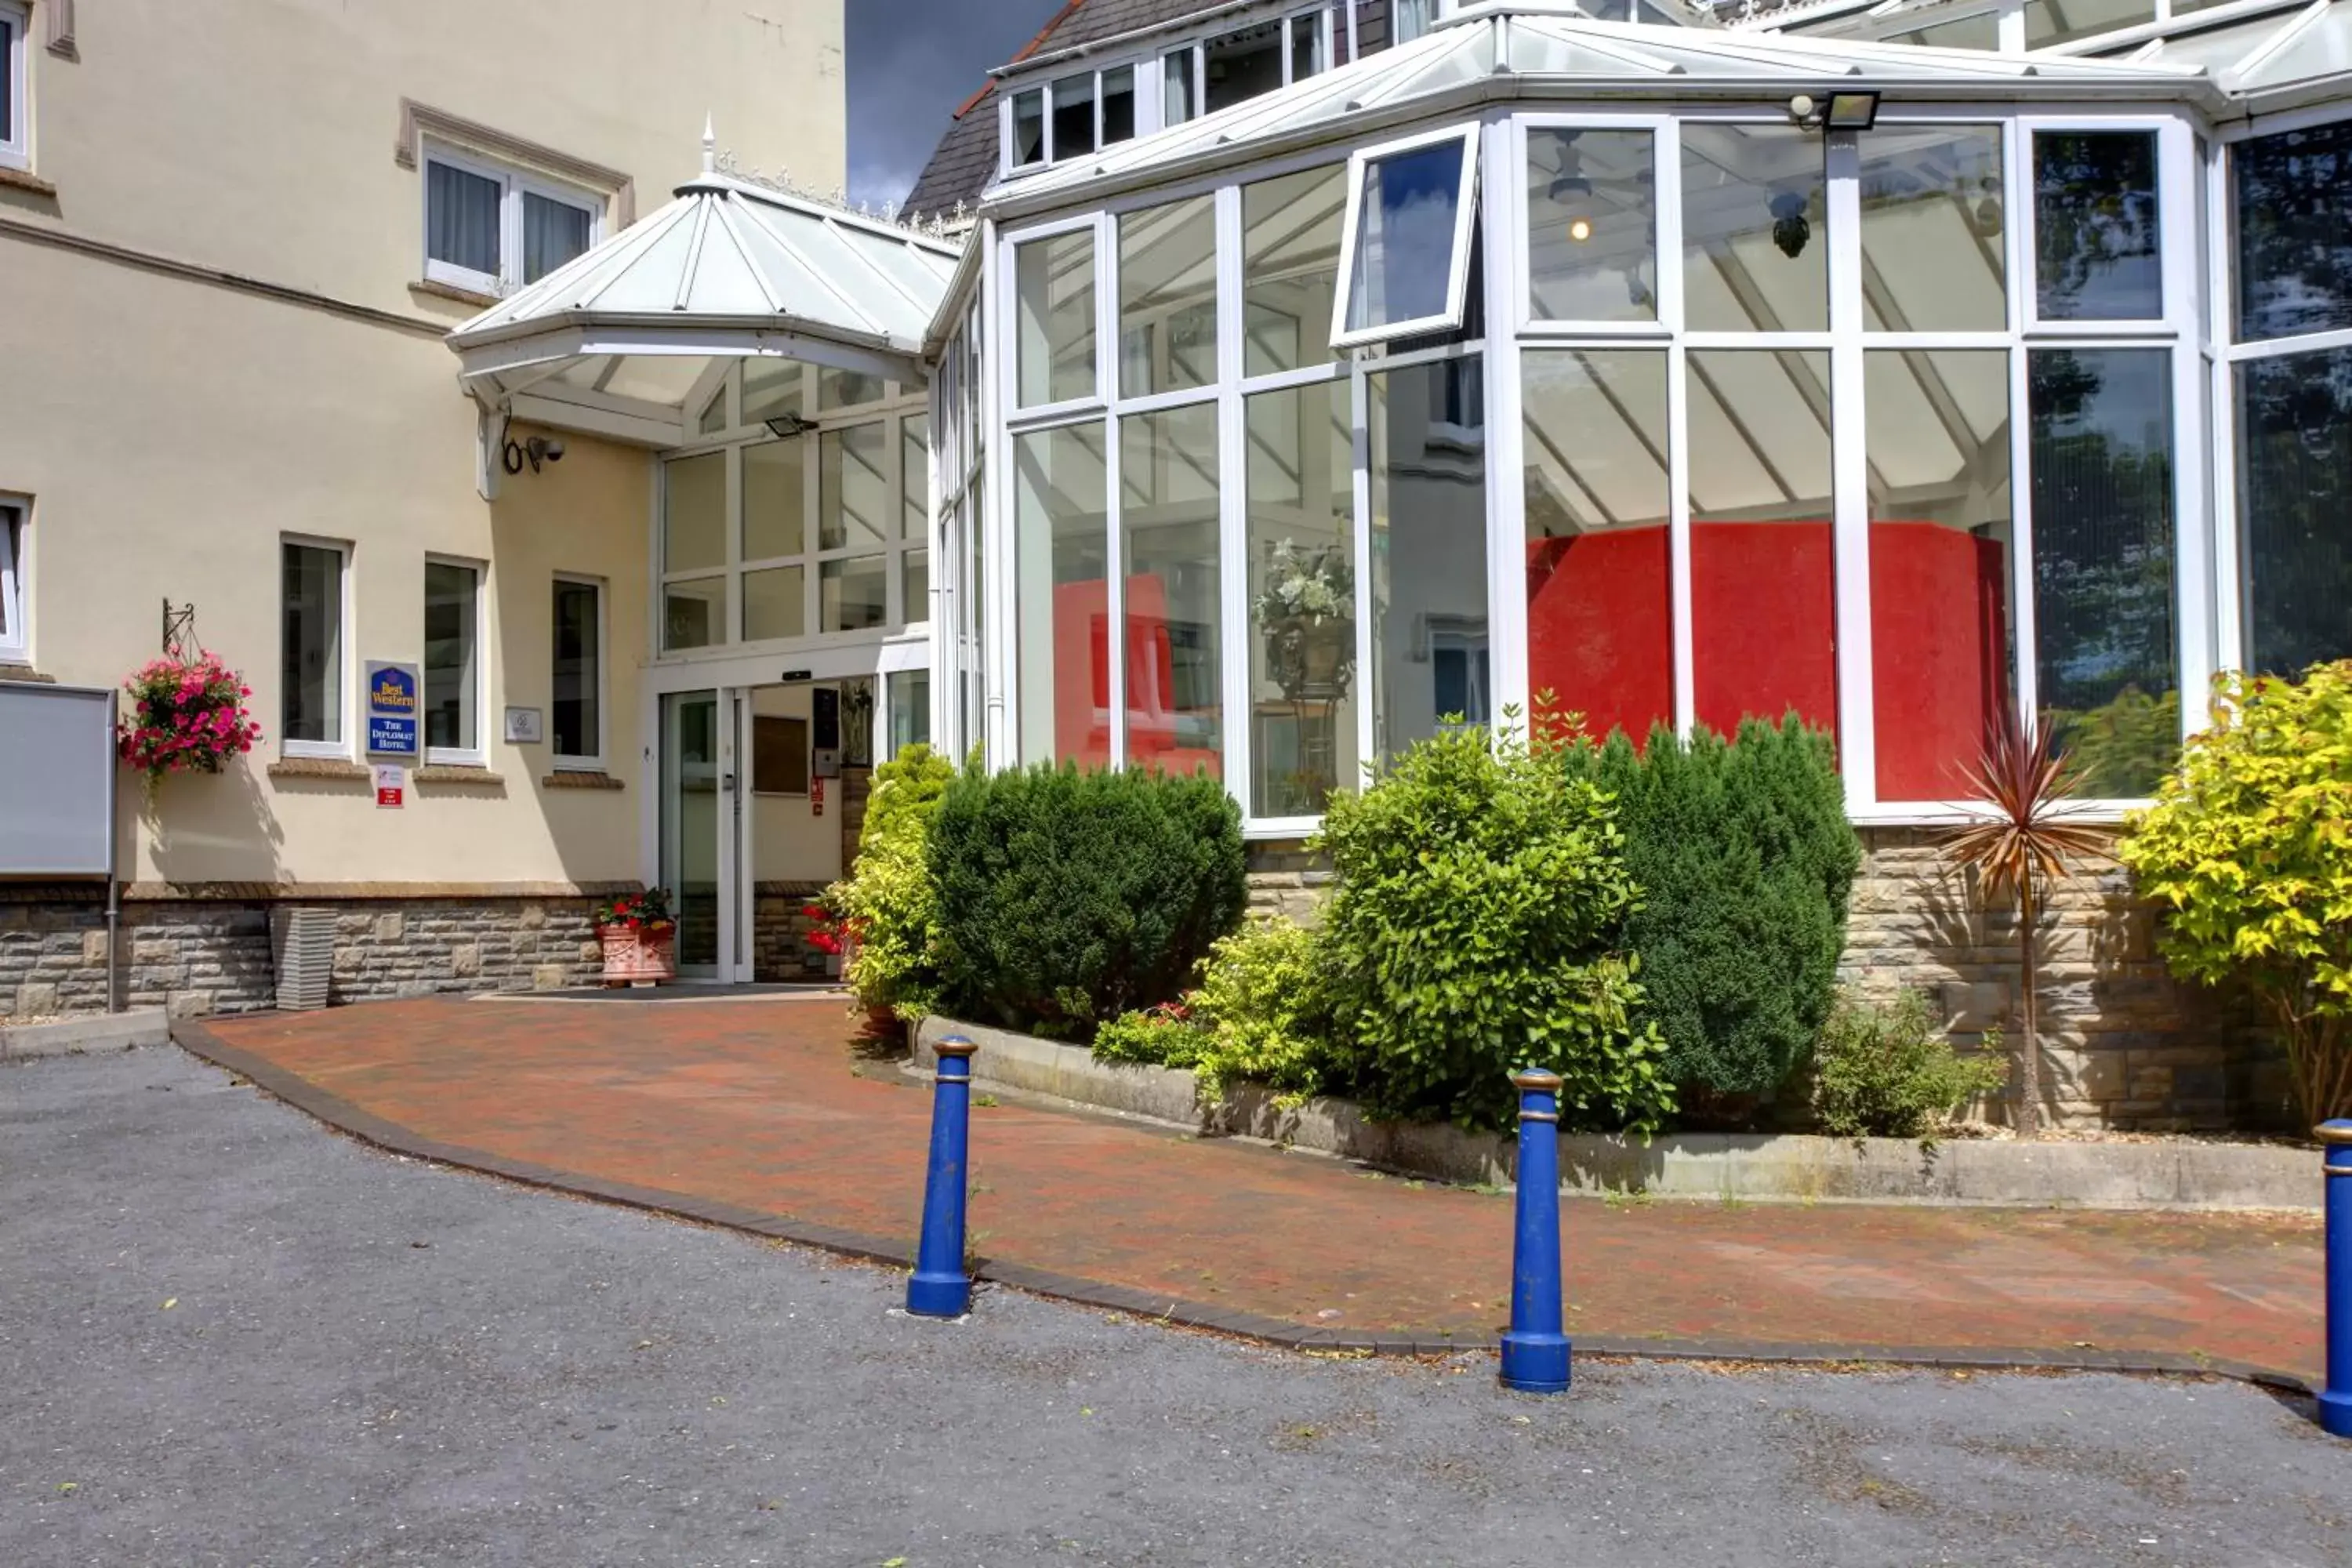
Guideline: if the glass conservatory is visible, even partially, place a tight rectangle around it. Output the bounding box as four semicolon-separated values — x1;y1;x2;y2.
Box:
924;0;2352;833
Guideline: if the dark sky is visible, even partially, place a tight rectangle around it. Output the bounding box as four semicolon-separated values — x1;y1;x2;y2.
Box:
848;0;1068;210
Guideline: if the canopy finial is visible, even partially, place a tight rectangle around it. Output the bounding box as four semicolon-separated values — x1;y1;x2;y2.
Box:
701;114;717;174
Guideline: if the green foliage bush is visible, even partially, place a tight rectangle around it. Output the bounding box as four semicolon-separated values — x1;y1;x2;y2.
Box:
2118;662;2352;1123
1565;716;1861;1114
1313;721;1673;1134
1809;989;2007;1142
829;743;956;1020
1090;1003;1208;1071
927;762;1247;1040
1185;916;1341;1102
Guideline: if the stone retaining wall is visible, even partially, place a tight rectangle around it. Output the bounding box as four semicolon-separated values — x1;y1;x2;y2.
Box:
1243;831;2284;1133
0;884;613;1019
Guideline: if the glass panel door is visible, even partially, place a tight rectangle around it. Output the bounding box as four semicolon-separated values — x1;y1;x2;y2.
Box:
659;690;723;975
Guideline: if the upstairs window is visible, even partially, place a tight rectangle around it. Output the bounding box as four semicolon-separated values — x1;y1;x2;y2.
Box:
1162;9;1330;129
0;0;27;172
1008;64;1138;172
0;497;25;664
423;143;602;298
1333;123;1482;349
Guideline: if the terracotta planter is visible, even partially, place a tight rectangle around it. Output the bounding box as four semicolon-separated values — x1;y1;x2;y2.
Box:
598;924;677;985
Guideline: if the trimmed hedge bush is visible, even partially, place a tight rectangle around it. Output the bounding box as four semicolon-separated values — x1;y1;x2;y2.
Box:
1566;716;1860;1115
1315;722;1673;1134
927;762;1247;1040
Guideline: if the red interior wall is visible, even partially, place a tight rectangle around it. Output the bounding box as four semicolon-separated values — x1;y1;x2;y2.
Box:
1526;530;1673;745
1868;522;2009;801
1052;575;1219;777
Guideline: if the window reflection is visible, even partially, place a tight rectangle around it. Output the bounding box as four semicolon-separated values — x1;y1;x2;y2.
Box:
1687;349;1838;739
2029;349;2178;795
1345;136;1470;336
1247;381;1358;815
1013;423;1109;766
819;425;888;552
1526;128;1657;324
2234;120;2352;342
1120;404;1224;776
1370;357;1489;762
1860;125;2006;333
1683;125;1828;334
1016;230;1098;407
2237;347;2352;677
2034;132;2162;321
1867;349;2013;801
1522;350;1672;746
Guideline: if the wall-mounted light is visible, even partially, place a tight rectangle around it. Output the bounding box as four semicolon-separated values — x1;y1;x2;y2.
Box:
501;434;566;475
1788;90;1881;132
765;411;819;439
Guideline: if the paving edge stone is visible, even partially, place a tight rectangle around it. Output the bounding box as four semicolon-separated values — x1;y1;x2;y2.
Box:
912;1017;2323;1212
2;1008;172;1061
165;1018;2316;1397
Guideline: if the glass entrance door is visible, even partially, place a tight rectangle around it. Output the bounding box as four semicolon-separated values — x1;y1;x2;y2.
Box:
658;689;728;976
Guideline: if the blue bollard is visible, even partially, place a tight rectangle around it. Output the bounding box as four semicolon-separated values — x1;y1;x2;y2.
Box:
906;1035;978;1319
2323;1120;2352;1438
1500;1067;1571;1394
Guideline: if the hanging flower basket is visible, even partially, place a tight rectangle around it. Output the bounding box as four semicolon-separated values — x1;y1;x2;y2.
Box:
593;888;677;985
117;650;263;786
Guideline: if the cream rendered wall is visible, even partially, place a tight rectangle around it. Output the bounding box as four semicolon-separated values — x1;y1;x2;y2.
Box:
0;0;843;888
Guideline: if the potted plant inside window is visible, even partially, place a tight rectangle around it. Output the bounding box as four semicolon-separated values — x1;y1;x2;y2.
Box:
593;887;677;985
1254;538;1356;705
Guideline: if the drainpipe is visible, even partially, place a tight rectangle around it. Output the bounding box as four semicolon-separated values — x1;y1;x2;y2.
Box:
106;688;122;1014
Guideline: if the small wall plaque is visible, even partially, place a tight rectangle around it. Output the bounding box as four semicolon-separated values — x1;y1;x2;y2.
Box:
503;706;545;745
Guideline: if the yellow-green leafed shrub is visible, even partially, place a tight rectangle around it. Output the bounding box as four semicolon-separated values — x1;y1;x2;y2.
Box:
831;743;956;1020
2117;662;2352;1123
1186;916;1340;1103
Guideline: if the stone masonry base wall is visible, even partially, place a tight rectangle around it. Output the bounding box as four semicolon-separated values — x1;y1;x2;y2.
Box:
1243;829;2285;1133
1;887;612;1020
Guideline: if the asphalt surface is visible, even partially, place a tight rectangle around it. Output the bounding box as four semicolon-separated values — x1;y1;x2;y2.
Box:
3;1048;2348;1568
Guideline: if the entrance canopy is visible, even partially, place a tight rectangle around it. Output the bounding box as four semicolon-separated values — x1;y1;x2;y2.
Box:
448;136;961;448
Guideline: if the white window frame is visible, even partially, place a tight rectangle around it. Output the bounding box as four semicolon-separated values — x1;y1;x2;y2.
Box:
280;535;354;761
1158;8;1333;133
1330;121;1483;350
1004;61;1148;177
420;139;604;298
550;572;608;771
423;554;488;768
0;1;28;172
2019;116;2178;336
0;495;27;664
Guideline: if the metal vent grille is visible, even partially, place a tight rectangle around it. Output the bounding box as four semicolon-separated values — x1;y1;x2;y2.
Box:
270;906;336;1011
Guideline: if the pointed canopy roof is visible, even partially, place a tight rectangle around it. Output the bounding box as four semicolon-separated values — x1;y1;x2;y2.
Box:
448;136;961;445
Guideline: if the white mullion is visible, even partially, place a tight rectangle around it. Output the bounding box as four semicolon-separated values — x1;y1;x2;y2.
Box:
1214;182;1252;822
2226;324;2352;361
1826;129;1876;811
1105;408;1128;772
1236;362;1350;397
1656;118;1694;738
2209;132;2244;672
2004;114;2042;732
987;221;1014;767
1351;361;1375;777
2161;116;2214;736
1484;110;1530;742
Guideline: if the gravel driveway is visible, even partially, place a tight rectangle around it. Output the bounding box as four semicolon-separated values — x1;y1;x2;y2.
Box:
3;1047;2347;1567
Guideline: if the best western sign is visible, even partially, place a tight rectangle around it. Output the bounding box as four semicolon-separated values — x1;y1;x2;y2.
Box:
365;661;420;758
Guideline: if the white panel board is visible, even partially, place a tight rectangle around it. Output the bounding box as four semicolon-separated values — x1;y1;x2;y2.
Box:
0;683;117;876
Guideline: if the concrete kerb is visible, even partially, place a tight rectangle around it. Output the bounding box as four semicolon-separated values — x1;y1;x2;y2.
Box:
912;1016;2323;1212
163;1016;2317;1396
2;1008;171;1062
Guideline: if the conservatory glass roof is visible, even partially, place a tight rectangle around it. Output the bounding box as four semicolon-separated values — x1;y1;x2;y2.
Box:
2080;0;2352;103
991;1;2211;212
448;143;960;443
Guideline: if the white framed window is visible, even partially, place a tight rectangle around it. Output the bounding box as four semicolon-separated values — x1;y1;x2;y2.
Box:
0;495;27;664
0;1;27;172
551;574;606;768
422;140;602;297
1332;122;1483;350
1392;0;1439;43
423;556;485;765
281;537;350;758
1160;9;1332;131
1007;62;1140;173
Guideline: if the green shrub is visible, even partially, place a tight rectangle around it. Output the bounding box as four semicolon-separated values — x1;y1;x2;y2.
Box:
2119;662;2352;1123
1566;716;1860;1115
1185;916;1341;1102
1313;720;1673;1134
927;762;1247;1040
1090;1003;1208;1070
1809;989;2007;1142
829;743;956;1020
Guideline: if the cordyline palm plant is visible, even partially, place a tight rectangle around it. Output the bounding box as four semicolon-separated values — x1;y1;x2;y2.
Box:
1938;713;2110;1140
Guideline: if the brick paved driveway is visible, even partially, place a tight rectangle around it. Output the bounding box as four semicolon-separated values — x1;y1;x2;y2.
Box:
182;994;2325;1383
